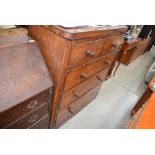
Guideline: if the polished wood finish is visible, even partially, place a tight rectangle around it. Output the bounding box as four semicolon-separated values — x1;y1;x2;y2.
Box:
5;103;49;129
29;115;49;129
131;87;152;116
118;37;150;65
68;39;105;69
28;25;127;127
0;34;53;129
126;92;155;129
56;84;102;127
64;52;117;91
60;68;109;111
0;90;50;128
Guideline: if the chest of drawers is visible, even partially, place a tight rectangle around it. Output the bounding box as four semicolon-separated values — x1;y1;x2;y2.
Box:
28;25;127;128
118;37;150;65
0;34;53;129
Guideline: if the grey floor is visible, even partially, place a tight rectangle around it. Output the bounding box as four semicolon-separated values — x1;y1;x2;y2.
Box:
60;46;155;129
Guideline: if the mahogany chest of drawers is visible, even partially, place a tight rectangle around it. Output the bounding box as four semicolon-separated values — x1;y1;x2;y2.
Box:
28;25;127;128
0;34;53;129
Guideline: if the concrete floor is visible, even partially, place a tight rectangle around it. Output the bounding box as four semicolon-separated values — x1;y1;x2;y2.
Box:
60;47;155;129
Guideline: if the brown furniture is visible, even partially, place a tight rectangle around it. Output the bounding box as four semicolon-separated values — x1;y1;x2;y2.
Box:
28;25;127;128
131;76;155;116
126;92;155;129
131;86;152;116
118;38;150;65
0;34;53;129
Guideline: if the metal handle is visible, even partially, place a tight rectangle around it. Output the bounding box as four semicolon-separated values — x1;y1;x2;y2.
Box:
105;60;111;65
80;72;88;79
96;75;103;82
67;107;75;114
86;50;94;57
28;115;38;123
74;91;81;97
27;100;38;110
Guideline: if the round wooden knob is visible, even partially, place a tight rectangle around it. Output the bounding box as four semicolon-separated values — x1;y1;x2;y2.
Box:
80;72;88;79
86;50;94;57
67;107;75;114
96;75;103;82
74;91;81;97
112;42;117;47
105;60;111;65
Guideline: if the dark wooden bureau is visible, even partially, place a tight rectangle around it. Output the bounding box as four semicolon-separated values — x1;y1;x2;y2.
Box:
28;25;127;128
0;34;53;129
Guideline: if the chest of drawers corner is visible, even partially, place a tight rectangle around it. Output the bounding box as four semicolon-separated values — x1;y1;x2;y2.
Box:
0;32;53;129
28;25;127;128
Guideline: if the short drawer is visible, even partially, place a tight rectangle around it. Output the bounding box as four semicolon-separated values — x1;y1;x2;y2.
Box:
5;103;49;129
29;115;49;129
68;39;105;69
0;89;51;128
56;83;102;127
60;67;109;110
64;52;117;91
102;35;124;55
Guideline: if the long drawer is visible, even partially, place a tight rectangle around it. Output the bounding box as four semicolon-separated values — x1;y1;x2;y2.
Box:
29;115;49;129
56;83;102;127
0;90;50;128
4;103;49;129
60;67;109;111
64;51;116;91
68;39;105;69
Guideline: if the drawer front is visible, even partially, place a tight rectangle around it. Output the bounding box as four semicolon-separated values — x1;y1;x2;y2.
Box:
29;115;49;129
102;35;124;55
68;39;105;69
60;67;109;110
64;52;117;91
5;103;49;129
56;83;102;127
0;89;51;128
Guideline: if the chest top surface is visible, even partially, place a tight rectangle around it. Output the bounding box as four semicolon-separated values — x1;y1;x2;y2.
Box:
0;35;53;113
43;25;127;40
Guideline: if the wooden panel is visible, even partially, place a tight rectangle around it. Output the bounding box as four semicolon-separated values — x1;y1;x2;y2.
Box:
60;68;109;110
5;103;49;129
64;52;117;91
56;84;102;127
0;90;51;128
68;39;105;69
0;40;53;113
47;25;127;40
29;26;72;127
29;115;49;129
102;35;124;55
131;87;152;116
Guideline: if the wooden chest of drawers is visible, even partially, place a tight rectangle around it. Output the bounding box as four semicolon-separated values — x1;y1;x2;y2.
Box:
0;34;53;129
118;37;150;65
28;25;127;128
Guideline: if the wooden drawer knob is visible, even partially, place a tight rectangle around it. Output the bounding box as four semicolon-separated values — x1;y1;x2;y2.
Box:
28;114;38;123
96;75;103;82
67;107;75;114
80;72;88;79
112;42;118;47
27;100;38;110
74;91;81;97
86;50;94;57
105;60;111;65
